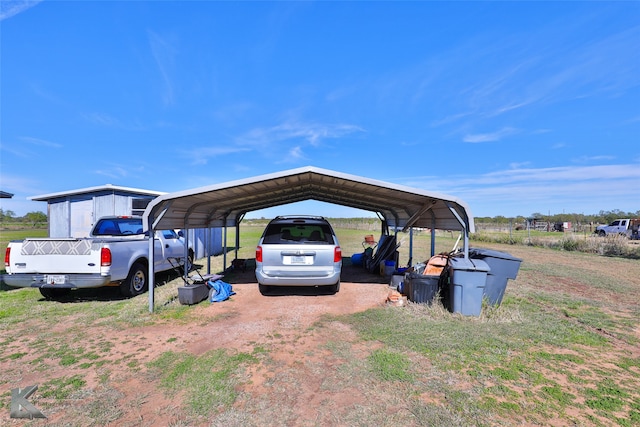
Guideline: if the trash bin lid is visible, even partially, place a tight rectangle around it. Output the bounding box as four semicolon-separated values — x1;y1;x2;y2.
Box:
469;248;522;262
449;256;490;272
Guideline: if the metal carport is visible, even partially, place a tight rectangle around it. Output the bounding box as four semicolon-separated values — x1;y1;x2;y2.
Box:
143;166;475;312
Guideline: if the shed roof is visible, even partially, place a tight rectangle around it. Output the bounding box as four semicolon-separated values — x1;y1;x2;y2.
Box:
144;166;475;233
30;184;165;201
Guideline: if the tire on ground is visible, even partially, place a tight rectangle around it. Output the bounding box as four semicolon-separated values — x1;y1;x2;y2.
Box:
328;281;340;294
120;261;148;297
39;287;71;299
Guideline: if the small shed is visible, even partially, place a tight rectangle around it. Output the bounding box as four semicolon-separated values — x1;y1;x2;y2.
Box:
30;184;223;258
31;184;165;237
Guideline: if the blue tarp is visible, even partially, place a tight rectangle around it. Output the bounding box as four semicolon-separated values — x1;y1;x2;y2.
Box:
207;279;235;303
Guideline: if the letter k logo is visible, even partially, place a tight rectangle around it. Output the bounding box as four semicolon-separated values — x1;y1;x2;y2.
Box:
10;385;46;419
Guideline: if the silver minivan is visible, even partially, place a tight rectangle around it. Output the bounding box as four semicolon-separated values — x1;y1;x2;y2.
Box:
255;216;342;294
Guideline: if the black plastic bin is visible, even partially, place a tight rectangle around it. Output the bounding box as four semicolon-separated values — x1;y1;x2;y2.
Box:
468;248;523;306
178;283;209;305
404;272;439;304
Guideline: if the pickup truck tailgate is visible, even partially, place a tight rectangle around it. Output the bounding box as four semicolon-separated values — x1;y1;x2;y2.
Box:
9;238;100;274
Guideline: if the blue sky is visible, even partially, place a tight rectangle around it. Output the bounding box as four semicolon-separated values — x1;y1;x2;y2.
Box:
1;1;638;219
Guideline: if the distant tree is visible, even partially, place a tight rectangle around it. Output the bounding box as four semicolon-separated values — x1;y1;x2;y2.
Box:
1;209;16;221
25;211;47;226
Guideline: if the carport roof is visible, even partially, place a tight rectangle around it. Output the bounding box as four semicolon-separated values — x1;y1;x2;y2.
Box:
143;166;475;233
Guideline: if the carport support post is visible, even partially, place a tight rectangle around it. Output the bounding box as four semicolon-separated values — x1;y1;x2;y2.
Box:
183;227;189;281
445;202;469;259
223;223;228;271
235;222;240;260
431;212;436;257
206;227;211;275
408;227;413;267
148;219;156;313
235;213;244;262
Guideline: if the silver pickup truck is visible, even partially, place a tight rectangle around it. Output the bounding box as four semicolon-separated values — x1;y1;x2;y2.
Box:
3;216;191;299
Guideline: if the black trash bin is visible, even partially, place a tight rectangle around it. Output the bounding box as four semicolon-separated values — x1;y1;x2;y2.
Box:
404;272;439;304
469;248;522;306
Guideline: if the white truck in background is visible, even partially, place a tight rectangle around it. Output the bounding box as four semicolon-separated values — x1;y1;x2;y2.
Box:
594;218;640;239
4;216;193;299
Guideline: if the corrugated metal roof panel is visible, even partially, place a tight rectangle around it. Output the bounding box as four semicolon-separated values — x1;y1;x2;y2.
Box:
143;166;475;233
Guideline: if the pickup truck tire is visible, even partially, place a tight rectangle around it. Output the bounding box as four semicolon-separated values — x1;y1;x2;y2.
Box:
598;230;606;237
120;262;148;297
40;287;71;300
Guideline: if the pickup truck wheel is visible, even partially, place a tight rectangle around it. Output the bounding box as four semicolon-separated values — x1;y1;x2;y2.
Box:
184;250;194;275
120;262;148;297
40;288;71;300
598;230;606;237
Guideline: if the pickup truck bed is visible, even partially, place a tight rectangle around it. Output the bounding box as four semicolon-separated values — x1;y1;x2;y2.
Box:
4;216;191;299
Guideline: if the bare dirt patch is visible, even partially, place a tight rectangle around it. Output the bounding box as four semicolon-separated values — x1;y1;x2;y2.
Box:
1;264;393;426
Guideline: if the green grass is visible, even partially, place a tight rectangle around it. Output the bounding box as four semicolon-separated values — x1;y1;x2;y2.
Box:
368;348;412;382
148;349;258;416
39;374;87;400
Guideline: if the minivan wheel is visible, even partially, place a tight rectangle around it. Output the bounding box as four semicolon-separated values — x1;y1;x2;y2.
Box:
328;281;340;294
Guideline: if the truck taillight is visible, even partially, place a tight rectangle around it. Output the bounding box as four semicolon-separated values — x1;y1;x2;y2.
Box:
4;247;10;268
334;246;342;263
256;246;263;263
101;247;112;266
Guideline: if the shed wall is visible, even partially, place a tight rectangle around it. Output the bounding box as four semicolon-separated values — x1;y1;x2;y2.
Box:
48;199;70;237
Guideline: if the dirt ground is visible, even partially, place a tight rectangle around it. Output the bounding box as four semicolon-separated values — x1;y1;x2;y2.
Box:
3;252;639;426
3;263;397;426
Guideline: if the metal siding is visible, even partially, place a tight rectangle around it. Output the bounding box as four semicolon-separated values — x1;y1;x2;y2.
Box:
70;198;94;237
187;228;223;259
93;193;116;219
113;194;132;216
94;193;134;219
49;200;70;237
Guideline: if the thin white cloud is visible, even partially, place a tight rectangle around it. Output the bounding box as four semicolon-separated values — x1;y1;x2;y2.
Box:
147;30;177;106
0;0;42;21
463;127;518;143
571;155;616;164
20;136;62;148
238;121;365;148
508;162;531;169
284;146;306;162
81;112;148;131
94;164;145;179
184;146;252;166
82;112;122;127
